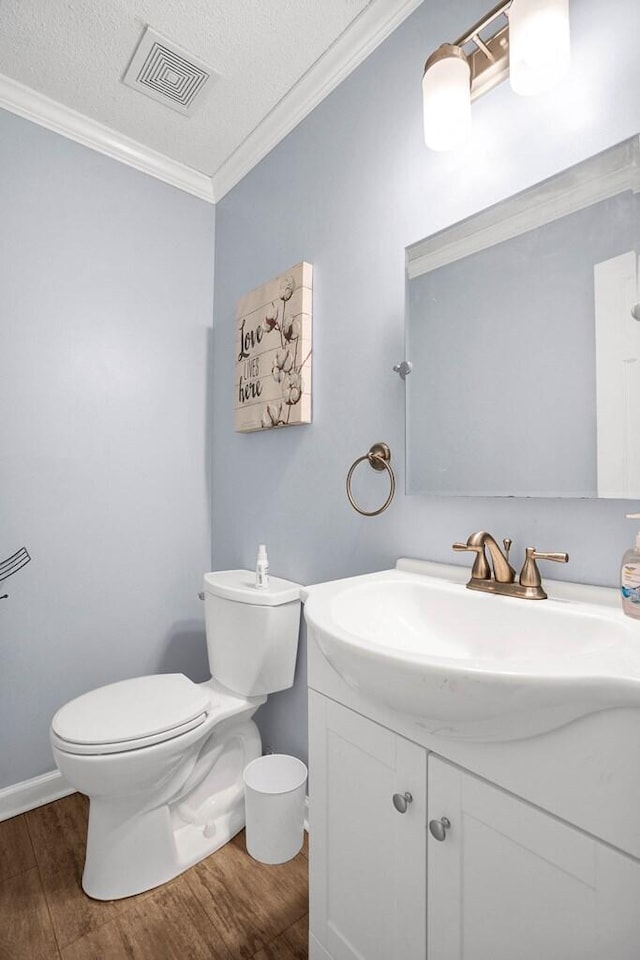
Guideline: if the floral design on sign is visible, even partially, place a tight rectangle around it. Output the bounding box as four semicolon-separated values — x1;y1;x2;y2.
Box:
234;262;312;433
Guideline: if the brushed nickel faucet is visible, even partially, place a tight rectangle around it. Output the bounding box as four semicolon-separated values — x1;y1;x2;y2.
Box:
453;531;569;600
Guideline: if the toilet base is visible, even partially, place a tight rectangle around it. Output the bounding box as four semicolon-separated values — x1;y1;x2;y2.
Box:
82;717;261;900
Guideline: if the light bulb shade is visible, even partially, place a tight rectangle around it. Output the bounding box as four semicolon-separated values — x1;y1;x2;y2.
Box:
422;45;471;151
509;0;570;96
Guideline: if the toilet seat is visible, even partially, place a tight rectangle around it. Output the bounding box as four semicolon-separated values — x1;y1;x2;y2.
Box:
51;674;212;756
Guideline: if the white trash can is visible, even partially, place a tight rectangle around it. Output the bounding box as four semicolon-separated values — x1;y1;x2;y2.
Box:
243;754;308;864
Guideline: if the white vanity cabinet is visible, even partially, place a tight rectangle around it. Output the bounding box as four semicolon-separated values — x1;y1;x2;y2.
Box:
427;754;640;960
308;691;427;960
308;690;640;960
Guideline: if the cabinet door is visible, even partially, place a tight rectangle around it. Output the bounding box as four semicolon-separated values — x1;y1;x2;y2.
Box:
309;691;427;960
428;754;640;960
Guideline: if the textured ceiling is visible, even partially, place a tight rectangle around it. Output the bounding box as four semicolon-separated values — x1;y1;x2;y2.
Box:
0;0;375;179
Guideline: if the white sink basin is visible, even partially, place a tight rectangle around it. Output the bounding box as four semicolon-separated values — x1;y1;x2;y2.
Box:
302;562;640;741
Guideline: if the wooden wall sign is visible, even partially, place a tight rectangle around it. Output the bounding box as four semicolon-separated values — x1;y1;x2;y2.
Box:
235;261;312;432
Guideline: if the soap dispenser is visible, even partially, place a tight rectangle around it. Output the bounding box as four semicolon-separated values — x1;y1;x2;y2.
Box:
255;544;269;589
621;514;640;620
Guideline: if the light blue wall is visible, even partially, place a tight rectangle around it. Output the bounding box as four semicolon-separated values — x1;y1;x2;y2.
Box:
212;0;640;764
0;109;215;787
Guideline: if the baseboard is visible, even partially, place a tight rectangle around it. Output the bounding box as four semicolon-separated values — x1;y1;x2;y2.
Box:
0;769;75;822
0;773;307;830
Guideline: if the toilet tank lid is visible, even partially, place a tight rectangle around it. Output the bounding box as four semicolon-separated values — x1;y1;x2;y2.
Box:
203;570;301;606
51;674;211;746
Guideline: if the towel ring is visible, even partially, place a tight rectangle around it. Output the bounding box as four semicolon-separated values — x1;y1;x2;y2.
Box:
346;442;396;517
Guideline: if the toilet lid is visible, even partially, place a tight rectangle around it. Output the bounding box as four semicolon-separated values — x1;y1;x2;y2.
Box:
51;674;211;750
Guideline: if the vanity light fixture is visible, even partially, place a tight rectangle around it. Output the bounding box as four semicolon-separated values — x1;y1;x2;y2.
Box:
422;0;570;151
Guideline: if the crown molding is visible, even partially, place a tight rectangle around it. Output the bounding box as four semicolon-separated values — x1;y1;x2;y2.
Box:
0;73;215;203
0;0;422;205
211;0;424;200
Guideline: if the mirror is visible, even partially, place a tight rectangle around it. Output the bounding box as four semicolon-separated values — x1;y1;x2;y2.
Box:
405;135;640;498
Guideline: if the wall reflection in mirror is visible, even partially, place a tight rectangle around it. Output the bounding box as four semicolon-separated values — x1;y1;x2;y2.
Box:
405;135;640;498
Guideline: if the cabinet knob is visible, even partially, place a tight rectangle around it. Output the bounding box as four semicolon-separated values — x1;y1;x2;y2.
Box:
429;816;451;841
392;792;413;813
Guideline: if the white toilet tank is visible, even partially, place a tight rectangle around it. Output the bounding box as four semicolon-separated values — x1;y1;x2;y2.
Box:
203;570;302;697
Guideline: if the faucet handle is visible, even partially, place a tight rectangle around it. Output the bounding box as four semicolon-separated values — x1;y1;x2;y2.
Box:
520;547;569;588
530;550;569;564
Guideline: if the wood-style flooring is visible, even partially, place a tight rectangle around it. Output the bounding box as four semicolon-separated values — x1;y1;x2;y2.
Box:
0;793;308;959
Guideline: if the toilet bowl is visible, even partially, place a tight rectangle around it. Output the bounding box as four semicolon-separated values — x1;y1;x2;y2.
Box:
50;570;301;900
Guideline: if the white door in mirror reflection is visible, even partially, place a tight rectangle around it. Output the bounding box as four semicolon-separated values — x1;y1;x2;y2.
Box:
595;252;640;498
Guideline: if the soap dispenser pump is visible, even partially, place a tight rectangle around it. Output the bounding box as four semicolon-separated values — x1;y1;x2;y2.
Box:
621;514;640;620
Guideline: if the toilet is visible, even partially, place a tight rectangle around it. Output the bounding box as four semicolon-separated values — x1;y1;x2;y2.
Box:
50;570;301;901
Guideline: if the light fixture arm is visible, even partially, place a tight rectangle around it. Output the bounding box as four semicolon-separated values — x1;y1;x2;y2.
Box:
453;0;511;49
455;0;512;102
423;0;512;110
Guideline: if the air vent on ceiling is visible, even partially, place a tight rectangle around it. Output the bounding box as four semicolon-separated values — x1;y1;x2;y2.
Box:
123;26;218;116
